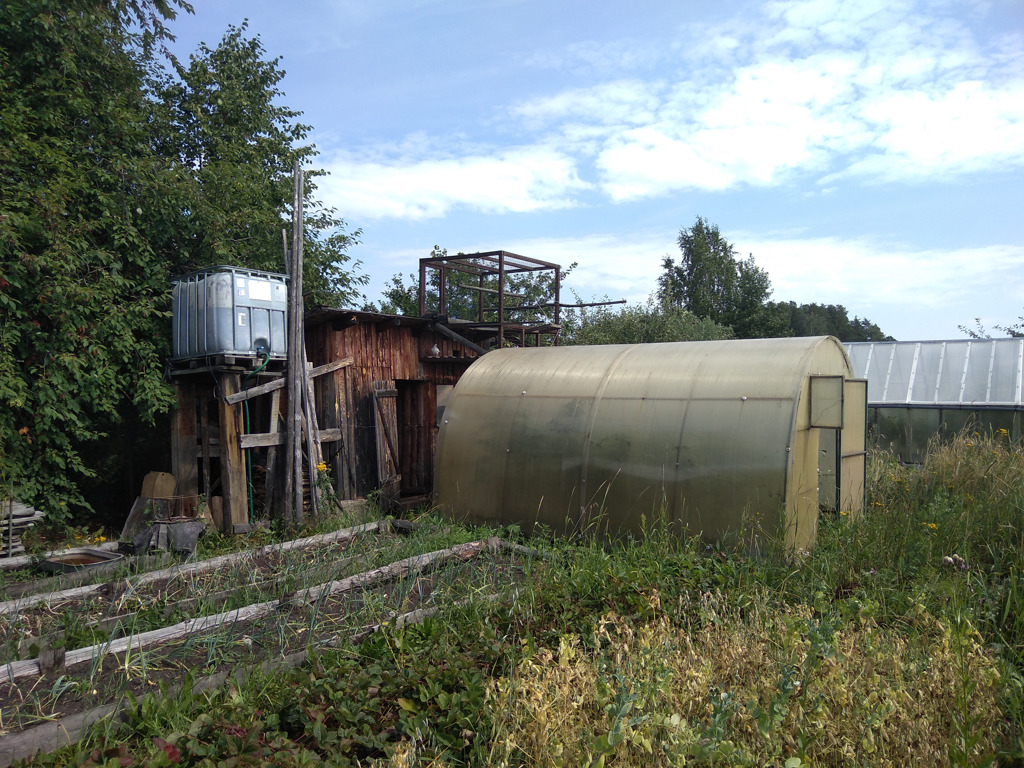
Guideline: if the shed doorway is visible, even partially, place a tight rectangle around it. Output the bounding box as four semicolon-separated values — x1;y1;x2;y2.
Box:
372;380;437;502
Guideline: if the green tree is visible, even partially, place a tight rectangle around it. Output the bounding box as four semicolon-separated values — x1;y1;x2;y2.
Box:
561;298;732;346
659;217;788;339
0;0;191;523
773;302;892;341
149;22;366;307
961;314;1024;339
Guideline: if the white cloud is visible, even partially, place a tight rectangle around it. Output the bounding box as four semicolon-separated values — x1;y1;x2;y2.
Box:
546;0;1023;199
318;0;1024;217
494;230;1024;340
732;233;1024;333
834;80;1024;182
319;145;591;220
511;79;663;129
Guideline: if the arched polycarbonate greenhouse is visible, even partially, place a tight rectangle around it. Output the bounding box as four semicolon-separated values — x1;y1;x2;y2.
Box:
434;336;867;552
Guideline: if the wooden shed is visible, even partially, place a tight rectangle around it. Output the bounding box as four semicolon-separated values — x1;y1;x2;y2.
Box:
304;309;489;506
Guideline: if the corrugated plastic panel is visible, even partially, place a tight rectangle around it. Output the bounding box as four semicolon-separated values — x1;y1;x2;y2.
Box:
845;339;1024;407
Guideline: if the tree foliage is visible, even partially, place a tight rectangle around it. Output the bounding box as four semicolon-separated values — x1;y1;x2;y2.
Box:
561;298;732;346
773;301;893;342
658;217;891;341
0;0;192;522
960;315;1024;339
659;217;789;339
149;22;366;307
1;4;366;525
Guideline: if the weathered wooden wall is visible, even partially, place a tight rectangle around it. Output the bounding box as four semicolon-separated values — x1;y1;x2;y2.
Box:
305;314;476;500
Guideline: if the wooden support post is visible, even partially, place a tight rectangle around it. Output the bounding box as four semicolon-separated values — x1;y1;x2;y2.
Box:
217;373;248;533
264;388;282;513
171;383;198;498
302;352;323;519
286;162;305;527
200;398;211;503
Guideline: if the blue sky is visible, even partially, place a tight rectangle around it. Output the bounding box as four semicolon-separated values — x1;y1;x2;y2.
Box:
167;0;1024;340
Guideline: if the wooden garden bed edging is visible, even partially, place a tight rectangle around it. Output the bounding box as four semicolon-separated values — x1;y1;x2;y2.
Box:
0;519;384;616
346;592;502;645
0;649;311;767
0;542;120;573
0;538;490;685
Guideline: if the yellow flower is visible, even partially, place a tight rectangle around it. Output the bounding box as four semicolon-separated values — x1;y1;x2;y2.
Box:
316;461;327;472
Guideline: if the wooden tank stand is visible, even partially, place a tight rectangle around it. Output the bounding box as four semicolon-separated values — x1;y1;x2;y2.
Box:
170;362;265;534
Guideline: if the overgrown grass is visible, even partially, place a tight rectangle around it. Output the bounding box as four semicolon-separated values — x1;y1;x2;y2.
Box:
17;431;1024;767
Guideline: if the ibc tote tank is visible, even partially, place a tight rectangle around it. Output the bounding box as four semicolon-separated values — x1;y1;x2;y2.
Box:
171;266;288;360
434;336;865;552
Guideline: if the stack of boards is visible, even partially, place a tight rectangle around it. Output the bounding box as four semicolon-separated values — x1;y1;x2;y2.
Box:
1;500;45;557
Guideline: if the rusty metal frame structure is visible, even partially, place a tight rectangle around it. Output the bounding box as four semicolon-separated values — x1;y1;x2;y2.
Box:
418;251;562;348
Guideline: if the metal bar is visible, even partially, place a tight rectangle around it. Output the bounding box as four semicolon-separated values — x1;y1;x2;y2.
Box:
1017;339;1023;405
985;341;997;404
958;340;972;405
418;259;427;316
430;322;489;356
933;341;946;404
906;342;921;404
438;264;447;318
497;251;506;349
554;265;561;346
861;342;874;380
881;343;897;401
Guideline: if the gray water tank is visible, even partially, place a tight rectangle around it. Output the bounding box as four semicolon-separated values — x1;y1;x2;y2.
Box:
171;266;289;360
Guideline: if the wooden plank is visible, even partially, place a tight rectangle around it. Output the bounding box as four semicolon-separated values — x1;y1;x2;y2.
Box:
216;373;247;532
0;521;382;616
264;388;282;514
373;384;400;485
0;648;310;766
200;397;212;503
303;353;323;518
239;428;341;450
170;383;198;498
223;357;353;405
0;535;490;687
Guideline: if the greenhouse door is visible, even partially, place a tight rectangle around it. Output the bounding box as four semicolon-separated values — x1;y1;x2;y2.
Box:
840;379;867;518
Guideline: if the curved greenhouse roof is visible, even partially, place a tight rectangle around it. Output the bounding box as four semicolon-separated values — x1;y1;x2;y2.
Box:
844;339;1024;408
435;336;866;552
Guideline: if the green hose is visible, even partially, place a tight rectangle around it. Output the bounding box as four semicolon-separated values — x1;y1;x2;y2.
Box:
242;351;271;524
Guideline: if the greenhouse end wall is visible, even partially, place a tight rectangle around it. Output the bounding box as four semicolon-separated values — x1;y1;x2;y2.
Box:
434;336;865;552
